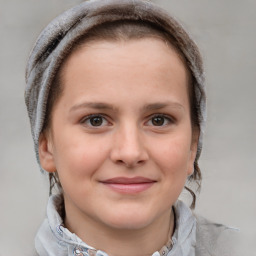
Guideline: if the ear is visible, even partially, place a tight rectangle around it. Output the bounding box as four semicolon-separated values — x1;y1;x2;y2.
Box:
187;129;199;176
38;132;56;173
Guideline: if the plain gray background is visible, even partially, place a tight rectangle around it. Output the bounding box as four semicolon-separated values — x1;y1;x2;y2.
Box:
0;0;255;255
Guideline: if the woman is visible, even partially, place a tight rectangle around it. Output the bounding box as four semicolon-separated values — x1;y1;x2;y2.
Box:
25;0;239;255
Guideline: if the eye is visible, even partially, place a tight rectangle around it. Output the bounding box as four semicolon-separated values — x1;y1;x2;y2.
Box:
81;114;109;127
146;114;173;127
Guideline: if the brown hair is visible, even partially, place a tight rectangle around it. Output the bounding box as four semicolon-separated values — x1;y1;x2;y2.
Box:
44;20;202;209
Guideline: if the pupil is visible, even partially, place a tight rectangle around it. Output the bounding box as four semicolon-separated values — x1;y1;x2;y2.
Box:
90;116;103;126
152;116;164;126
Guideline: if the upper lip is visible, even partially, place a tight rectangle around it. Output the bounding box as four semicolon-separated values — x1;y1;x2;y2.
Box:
101;176;156;184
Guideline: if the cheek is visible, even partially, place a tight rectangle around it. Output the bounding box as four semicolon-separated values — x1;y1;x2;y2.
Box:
151;135;192;172
148;137;192;208
52;134;110;187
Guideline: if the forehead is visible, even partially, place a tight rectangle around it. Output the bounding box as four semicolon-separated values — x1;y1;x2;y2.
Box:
58;38;190;109
62;37;189;82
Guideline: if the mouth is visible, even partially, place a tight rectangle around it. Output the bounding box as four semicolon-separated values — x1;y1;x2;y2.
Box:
100;176;156;194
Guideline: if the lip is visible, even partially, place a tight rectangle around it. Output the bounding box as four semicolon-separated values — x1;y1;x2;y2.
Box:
100;176;156;194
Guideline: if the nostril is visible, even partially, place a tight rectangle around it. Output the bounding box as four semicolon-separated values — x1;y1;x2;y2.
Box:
114;158;146;168
137;160;145;164
116;159;124;165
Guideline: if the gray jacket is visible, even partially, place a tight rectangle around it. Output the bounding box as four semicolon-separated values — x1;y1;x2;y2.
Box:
35;195;240;256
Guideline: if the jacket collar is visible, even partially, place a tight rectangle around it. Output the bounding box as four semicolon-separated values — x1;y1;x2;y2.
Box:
35;194;196;256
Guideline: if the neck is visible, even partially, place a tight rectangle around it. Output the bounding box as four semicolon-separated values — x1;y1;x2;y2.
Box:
64;205;174;256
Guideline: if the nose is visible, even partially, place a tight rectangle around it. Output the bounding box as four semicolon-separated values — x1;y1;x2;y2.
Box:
110;124;149;168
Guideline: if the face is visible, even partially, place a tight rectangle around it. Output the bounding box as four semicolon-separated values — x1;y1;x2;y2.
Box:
39;38;198;232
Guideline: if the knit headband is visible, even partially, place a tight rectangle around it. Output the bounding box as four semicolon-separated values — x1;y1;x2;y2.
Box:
25;0;206;171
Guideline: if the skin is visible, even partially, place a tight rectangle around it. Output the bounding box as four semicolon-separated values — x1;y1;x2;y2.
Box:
39;38;198;256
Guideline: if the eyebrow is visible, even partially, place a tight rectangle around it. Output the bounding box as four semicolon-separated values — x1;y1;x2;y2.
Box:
70;102;116;112
142;102;184;111
69;101;184;113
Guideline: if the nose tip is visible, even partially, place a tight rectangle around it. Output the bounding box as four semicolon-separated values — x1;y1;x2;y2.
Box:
114;154;147;168
110;129;149;168
111;144;149;168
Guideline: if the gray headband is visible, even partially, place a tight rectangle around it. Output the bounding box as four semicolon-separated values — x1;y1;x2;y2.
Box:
25;0;206;171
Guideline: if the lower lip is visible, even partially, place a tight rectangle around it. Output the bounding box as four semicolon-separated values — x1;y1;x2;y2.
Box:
102;182;155;194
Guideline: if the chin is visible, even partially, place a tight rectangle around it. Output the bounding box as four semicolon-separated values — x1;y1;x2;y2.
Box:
107;217;151;230
101;208;160;230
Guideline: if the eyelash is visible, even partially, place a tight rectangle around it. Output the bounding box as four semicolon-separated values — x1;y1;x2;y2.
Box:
145;114;174;127
80;113;175;128
80;114;111;127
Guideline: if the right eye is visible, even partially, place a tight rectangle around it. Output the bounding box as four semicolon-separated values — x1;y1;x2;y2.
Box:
81;114;109;127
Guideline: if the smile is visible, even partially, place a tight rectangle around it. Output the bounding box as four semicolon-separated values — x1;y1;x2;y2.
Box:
100;177;156;194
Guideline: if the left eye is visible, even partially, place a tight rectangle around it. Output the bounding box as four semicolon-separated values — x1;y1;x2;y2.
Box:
146;115;172;126
81;115;109;127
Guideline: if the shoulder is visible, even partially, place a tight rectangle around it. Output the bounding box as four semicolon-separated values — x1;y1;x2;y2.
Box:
195;215;241;256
